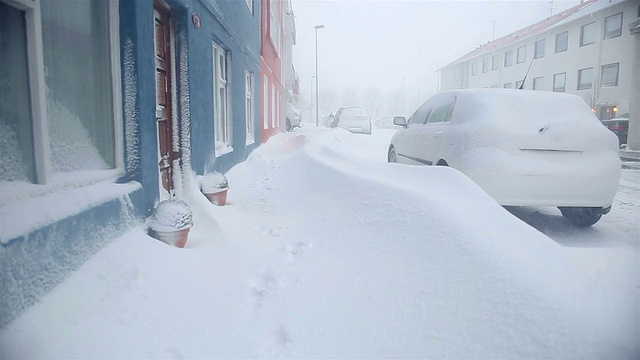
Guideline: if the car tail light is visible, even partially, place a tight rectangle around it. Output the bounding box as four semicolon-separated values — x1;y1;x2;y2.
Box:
609;124;623;131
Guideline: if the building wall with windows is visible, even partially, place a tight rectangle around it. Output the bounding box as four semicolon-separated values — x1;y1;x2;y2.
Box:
442;0;637;122
0;0;261;328
261;0;284;142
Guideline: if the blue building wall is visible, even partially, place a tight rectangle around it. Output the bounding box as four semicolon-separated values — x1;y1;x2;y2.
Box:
185;0;263;174
0;0;263;329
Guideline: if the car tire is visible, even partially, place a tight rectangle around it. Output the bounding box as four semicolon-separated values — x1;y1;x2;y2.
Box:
286;120;292;132
388;146;396;163
559;207;603;227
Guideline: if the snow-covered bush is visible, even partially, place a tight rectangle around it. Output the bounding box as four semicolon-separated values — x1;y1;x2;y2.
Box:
148;198;193;232
200;171;228;194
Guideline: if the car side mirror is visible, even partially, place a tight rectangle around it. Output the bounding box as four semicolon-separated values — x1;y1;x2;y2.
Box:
393;116;407;127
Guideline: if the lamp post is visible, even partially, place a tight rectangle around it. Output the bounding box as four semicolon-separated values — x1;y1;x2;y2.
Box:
430;62;441;93
310;75;316;123
315;24;325;127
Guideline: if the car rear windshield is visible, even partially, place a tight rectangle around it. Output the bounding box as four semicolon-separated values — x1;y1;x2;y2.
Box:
340;108;369;120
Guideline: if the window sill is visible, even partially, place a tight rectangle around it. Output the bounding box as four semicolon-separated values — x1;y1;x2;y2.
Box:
1;174;139;244
215;142;234;157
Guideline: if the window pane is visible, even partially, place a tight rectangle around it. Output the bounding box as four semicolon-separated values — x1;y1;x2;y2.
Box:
482;58;489;73
471;62;478;76
504;50;512;67
580;22;596;46
578;68;593;90
604;13;622;39
492;55;499;70
534;39;545;59
516;80;524;89
533;77;543;90
517;46;526;63
601;63;619;86
555;31;568;53
0;4;36;182
42;0;115;173
553;73;566;92
503;82;512;88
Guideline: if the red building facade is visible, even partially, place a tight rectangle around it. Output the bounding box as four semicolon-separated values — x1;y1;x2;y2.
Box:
261;0;284;143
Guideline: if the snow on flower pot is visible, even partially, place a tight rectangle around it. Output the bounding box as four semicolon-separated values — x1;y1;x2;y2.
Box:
200;171;229;206
148;199;193;248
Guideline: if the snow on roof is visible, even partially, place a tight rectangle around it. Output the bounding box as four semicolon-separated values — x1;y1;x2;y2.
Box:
442;0;625;70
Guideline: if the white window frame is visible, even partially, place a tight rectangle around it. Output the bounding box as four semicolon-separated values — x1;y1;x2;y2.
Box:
213;42;232;155
482;58;490;73
2;0;123;185
270;0;280;55
534;39;545;59
245;70;255;145
533;76;543;90
601;62;619;87
517;45;526;64
504;50;513;67
555;31;568;53
553;73;566;92
603;13;622;39
580;21;597;46
577;67;593;90
491;55;499;71
471;62;478;76
263;75;269;130
271;84;276;127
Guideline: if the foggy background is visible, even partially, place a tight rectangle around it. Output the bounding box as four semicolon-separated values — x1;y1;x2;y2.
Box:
292;0;583;119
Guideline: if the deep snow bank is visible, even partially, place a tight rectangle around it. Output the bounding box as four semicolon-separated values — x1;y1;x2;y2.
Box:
0;128;637;359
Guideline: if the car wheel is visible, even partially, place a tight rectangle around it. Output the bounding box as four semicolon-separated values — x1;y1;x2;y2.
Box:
559;207;603;227
388;146;397;163
286;120;292;132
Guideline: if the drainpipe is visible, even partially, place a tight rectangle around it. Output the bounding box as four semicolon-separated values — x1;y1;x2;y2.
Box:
628;18;640;151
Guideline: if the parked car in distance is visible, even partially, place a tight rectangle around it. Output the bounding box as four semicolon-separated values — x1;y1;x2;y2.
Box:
601;113;629;146
331;106;372;135
285;102;302;132
388;89;621;227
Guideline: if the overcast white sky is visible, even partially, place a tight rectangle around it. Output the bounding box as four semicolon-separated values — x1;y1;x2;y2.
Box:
291;0;582;104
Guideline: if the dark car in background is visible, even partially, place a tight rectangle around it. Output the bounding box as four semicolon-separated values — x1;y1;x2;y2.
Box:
601;113;629;146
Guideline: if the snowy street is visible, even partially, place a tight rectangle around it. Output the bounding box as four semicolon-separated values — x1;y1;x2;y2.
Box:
1;126;638;358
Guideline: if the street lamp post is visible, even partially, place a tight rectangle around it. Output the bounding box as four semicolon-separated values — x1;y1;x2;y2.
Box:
310;75;316;123
315;24;325;127
430;62;441;93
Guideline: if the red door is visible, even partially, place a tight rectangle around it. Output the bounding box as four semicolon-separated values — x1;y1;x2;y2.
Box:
154;1;177;194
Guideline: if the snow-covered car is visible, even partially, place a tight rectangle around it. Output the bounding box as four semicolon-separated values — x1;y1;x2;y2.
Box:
331;106;372;135
286;102;302;132
388;89;621;227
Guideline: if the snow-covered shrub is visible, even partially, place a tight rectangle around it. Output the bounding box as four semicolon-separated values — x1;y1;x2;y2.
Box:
148;198;193;232
200;171;228;194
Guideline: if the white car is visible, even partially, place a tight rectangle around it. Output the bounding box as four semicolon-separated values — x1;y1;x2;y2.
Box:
388;89;621;227
285;102;302;132
331;106;372;135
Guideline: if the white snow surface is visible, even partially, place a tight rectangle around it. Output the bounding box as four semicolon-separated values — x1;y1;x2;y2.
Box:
0;127;637;358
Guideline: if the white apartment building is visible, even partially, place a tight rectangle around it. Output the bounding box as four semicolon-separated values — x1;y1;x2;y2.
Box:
441;0;638;124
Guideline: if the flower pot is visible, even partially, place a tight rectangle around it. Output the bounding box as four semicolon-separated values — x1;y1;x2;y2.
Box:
204;187;228;206
149;227;191;248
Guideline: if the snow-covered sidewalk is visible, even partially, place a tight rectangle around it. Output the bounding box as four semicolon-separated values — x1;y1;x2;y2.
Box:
1;127;638;358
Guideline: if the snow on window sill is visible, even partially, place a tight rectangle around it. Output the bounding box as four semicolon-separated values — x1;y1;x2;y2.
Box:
246;135;255;146
215;142;234;157
0;173;140;244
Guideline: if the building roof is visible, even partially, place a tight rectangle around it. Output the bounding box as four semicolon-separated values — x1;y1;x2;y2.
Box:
442;0;625;70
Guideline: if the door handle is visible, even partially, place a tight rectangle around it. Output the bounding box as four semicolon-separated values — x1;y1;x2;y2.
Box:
434;131;442;138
